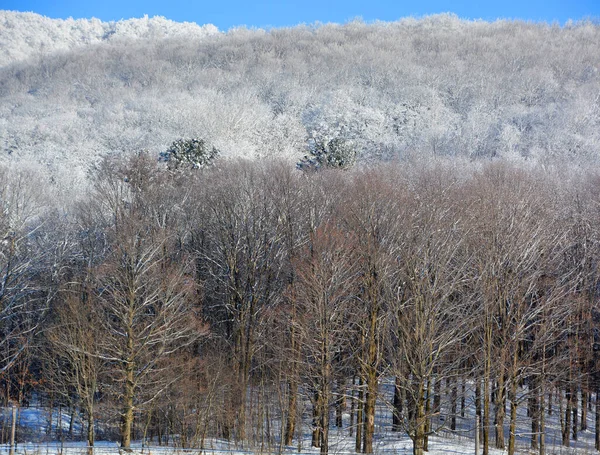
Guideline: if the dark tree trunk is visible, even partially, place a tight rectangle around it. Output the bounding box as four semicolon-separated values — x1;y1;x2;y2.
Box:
336;380;345;428
475;378;483;445
312;391;321;448
494;373;506;449
451;377;457;431
355;377;363;453
393;376;403;432
349;377;355;437
572;384;578;441
530;390;539;450
563;387;572;447
284;378;298;445
595;386;600;451
461;376;466;418
581;389;588;431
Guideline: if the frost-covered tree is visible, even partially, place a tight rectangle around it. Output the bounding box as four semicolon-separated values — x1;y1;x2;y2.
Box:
0;11;218;67
297;136;357;171
2;14;600;185
159;139;219;170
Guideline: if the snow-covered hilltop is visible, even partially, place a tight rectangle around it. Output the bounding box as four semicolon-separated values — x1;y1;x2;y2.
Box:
0;11;219;66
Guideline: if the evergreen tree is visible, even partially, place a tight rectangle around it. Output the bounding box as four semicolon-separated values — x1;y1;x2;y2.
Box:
160;138;219;170
297;137;357;171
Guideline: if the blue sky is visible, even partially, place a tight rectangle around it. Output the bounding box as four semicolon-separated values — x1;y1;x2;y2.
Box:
2;0;599;30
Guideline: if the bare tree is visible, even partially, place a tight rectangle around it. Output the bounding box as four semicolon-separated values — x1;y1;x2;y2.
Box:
189;161;288;442
463;163;567;455
0;166;50;405
45;286;104;452
85;154;204;450
292;221;360;455
390;167;473;455
343;170;399;453
263;163;309;447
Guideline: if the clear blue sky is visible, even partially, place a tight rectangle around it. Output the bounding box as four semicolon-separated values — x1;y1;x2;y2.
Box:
2;0;599;30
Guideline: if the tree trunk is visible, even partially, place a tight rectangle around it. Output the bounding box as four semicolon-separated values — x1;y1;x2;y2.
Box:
392;376;402;432
238;329;252;442
424;379;431;452
230;292;254;443
461;376;466;418
483;323;492;455
494;372;506;449
320;390;329;455
595;386;600;451
362;281;379;455
157;412;163;445
68;404;75;439
355;377;363;452
284;379;298;445
572;384;578;441
433;373;441;417
539;378;545;455
507;377;518;455
507;342;521;455
581;389;588;432
9;405;16;455
350;378;355;437
58;403;63;443
412;381;426;455
120;365;135;450
483;377;490;455
87;410;95;455
563;387;572;447
530;389;539;450
312;391;321;448
475;378;482;445
336;380;345;428
451;377;457;431
362;370;376;454
285;299;300;446
120;320;136;451
220;395;231;440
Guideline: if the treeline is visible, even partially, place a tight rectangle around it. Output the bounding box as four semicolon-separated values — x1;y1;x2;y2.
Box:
1;155;600;455
0;11;219;66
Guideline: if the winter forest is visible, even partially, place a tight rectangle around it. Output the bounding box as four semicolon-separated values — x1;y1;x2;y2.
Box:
1;10;600;455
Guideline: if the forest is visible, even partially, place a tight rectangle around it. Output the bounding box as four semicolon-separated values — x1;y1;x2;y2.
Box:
0;12;599;194
1;153;600;455
1;10;600;455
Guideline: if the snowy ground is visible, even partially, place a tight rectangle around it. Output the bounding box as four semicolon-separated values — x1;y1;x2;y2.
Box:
0;432;597;455
2;383;600;455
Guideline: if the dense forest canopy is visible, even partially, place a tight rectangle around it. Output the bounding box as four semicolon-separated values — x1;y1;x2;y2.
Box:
0;11;219;65
0;11;599;198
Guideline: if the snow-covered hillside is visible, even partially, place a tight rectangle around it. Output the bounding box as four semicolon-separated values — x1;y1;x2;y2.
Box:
0;13;599;196
0;11;219;66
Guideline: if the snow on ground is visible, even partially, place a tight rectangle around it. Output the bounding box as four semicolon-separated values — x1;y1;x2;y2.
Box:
0;435;595;455
1;406;82;436
2;382;600;455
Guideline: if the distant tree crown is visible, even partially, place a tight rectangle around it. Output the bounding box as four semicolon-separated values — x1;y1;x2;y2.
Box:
159;138;219;170
297;136;357;171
